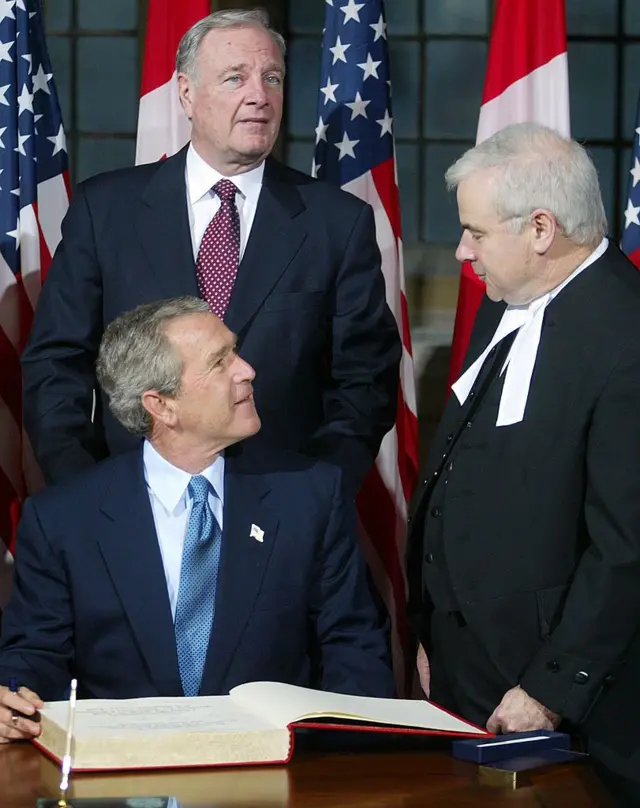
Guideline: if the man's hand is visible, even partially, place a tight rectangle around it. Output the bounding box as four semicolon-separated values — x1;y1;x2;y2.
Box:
486;685;560;734
0;685;43;743
416;643;430;698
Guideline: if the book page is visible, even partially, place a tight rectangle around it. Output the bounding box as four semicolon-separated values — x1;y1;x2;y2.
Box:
230;682;486;735
42;694;280;737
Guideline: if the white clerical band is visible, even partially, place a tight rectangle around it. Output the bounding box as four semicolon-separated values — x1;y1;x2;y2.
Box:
452;237;609;427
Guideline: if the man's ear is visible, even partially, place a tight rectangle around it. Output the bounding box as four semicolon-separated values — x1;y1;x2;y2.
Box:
177;73;194;119
142;390;178;429
530;208;556;255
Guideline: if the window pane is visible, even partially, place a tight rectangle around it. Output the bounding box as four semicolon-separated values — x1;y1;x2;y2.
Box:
387;0;419;34
425;41;487;139
77;138;136;182
424;0;488;34
588;146;615;232
423;143;469;244
285;141;314;176
396;144;419;246
47;37;72;132
568;43;616;140
78;0;138;30
77;37;139;133
389;42;420;138
45;0;71;30
288;1;324;34
624;45;640;137
626;0;640;33
286;38;322;139
565;0;617;35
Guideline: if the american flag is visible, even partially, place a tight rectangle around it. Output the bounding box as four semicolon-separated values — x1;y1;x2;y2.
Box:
622;91;640;268
314;0;419;692
0;0;69;606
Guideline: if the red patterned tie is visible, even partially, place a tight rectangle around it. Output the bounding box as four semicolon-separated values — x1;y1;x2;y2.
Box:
196;179;240;320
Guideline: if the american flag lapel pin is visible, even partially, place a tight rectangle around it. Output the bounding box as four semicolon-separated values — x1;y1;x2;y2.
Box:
250;523;264;543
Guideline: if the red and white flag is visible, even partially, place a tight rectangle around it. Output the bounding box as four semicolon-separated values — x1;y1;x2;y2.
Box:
447;0;570;389
135;0;210;165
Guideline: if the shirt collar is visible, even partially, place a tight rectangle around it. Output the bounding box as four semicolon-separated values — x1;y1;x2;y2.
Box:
143;440;225;515
185;142;265;207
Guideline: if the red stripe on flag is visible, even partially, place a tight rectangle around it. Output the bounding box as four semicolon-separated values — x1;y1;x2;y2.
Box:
140;0;211;95
356;465;408;666
627;248;640;269
34;201;54;285
396;392;419;504
371;159;402;241
482;0;567;104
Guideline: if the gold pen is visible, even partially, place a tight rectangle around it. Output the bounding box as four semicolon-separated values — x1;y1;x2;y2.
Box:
57;678;78;808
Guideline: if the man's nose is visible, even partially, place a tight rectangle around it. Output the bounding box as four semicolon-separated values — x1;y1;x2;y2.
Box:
455;233;475;263
245;76;269;105
235;355;256;381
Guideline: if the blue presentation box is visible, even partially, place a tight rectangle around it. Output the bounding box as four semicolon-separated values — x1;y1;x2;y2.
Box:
451;730;571;764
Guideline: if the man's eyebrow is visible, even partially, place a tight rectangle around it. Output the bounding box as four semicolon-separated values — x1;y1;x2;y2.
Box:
208;338;236;365
461;221;484;233
221;62;284;75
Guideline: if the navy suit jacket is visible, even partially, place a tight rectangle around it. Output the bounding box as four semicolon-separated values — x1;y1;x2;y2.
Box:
21;149;401;493
0;445;395;701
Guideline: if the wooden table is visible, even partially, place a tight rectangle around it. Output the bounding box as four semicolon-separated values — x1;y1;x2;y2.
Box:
0;737;614;808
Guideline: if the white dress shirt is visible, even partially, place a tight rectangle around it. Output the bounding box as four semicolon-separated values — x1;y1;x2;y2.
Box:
452;237;609;426
143;440;225;619
185;143;265;261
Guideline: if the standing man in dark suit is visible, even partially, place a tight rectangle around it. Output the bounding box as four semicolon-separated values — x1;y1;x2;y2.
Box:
0;297;394;740
407;122;640;804
21;8;400;494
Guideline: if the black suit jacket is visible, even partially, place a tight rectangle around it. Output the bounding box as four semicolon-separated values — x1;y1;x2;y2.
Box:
407;243;640;780
0;445;395;701
21;149;401;492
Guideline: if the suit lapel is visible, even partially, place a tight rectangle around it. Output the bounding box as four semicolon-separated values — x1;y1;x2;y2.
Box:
200;454;279;694
135;146;199;299
225;158;307;337
97;451;182;696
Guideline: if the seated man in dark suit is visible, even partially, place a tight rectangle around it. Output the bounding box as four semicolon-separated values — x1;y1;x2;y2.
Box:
0;297;394;743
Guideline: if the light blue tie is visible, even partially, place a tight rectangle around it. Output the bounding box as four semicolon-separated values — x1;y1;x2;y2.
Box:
174;475;222;697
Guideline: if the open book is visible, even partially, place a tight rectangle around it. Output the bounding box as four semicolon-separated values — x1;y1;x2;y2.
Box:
34;681;488;771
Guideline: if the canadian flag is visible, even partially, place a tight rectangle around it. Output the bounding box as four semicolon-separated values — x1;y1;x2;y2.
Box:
135;0;210;165
447;0;570;389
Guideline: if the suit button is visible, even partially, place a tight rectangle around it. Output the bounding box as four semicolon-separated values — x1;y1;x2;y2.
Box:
433;470;439;478
407;516;412;524
425;553;434;563
469;391;476;399
422;478;428;485
447;462;454;472
574;671;589;685
446;434;453;444
430;507;442;518
466;421;473;428
604;674;615;686
546;660;561;673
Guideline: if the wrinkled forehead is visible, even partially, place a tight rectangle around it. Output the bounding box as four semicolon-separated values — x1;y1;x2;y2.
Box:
197;26;285;72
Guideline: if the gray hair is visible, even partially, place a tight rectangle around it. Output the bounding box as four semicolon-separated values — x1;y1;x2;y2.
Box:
176;8;286;80
445;122;607;247
96;297;210;438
